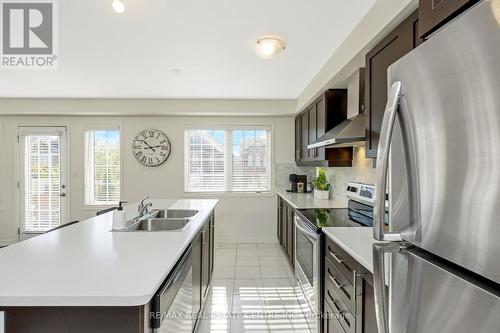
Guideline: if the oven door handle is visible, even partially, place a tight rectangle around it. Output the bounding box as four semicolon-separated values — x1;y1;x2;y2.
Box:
295;218;317;240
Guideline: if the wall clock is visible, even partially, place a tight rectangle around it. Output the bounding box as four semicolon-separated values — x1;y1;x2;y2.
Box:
132;129;171;167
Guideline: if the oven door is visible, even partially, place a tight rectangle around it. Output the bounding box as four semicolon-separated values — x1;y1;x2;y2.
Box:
295;216;320;315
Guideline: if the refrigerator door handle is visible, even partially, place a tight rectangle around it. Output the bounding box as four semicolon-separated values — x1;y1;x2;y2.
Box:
373;243;407;333
374;81;403;241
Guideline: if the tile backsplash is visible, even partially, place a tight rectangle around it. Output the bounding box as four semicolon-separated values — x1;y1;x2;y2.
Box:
275;146;376;206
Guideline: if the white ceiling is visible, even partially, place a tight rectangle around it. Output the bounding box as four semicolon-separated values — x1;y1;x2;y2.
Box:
0;0;376;99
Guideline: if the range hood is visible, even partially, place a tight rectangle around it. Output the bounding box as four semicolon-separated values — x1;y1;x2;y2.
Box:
308;113;365;148
308;68;366;149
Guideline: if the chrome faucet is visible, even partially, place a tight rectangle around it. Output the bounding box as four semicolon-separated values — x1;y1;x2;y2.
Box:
137;197;153;219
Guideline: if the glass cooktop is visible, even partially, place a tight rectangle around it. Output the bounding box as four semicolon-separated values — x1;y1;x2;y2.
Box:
296;208;373;230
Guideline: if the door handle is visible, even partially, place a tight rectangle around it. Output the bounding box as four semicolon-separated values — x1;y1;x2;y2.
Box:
374;81;403;242
294;218;317;240
373;243;408;333
60;193;66;197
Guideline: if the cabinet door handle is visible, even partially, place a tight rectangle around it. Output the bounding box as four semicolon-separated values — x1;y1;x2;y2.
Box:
328;292;343;314
328;269;344;289
330;249;354;273
329;251;344;264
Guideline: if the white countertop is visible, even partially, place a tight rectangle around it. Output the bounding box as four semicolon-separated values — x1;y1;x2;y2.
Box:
0;199;217;307
322;227;380;273
276;188;346;209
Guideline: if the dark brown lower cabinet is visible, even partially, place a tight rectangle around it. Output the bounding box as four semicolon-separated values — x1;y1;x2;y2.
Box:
278;196;285;249
192;231;202;317
356;275;378;333
324;300;348;333
277;195;295;267
209;213;215;275
286;204;295;267
0;306;150;333
323;235;378;333
201;221;210;300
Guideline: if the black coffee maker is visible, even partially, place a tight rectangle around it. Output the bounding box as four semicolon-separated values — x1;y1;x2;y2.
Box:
288;174;307;193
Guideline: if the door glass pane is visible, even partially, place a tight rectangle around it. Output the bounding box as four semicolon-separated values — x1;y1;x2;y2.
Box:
24;135;61;232
297;230;314;286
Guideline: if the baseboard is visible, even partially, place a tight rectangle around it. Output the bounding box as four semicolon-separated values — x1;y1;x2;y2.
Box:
0;240;17;247
216;236;278;244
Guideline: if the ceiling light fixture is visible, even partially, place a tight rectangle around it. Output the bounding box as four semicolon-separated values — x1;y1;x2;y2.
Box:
170;69;183;75
253;36;286;60
112;0;125;14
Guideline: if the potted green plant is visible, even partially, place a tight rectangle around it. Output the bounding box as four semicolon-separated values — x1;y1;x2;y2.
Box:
312;167;330;200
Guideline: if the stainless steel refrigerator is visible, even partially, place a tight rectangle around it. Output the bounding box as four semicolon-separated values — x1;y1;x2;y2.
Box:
372;1;500;332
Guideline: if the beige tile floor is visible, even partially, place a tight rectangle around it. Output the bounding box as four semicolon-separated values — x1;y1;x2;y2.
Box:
195;243;313;333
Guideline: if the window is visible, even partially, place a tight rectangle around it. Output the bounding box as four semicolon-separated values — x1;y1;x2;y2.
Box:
85;129;121;205
184;127;271;193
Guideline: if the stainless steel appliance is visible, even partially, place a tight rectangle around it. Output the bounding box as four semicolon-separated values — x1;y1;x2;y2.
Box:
295;214;321;333
373;2;500;332
294;182;378;333
308;69;366;149
151;246;193;333
287;174;308;193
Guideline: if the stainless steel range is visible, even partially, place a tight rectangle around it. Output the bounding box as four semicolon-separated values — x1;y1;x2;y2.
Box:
294;182;382;333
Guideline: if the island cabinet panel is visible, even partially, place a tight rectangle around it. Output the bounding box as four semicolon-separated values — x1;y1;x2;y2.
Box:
365;10;421;159
1;306;149;333
323;236;378;333
209;213;215;275
192;231;202;317
418;0;479;38
193;215;214;326
201;222;210;300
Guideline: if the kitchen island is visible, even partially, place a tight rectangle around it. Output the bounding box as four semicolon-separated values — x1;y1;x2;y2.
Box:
0;199;217;333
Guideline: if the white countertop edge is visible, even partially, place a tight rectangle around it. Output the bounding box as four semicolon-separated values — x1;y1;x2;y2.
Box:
276;188;347;209
0;295;152;307
322;227;373;272
0;199;218;307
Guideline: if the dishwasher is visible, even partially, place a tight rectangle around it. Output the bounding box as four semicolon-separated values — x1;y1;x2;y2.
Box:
151;246;193;333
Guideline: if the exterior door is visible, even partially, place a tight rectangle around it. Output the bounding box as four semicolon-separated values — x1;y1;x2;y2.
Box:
18;127;68;240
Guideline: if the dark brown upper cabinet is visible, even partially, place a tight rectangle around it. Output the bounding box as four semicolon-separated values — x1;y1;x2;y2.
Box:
419;0;479;38
365;11;422;159
295;89;352;167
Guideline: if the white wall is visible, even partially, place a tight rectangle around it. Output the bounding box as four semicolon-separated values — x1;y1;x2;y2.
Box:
296;0;418;111
0;108;295;246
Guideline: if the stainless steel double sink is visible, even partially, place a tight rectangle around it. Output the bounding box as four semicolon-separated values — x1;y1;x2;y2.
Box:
124;209;199;232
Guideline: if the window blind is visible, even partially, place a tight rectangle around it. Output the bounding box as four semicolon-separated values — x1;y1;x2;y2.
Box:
85;129;121;205
23;135;61;232
185;127;271;193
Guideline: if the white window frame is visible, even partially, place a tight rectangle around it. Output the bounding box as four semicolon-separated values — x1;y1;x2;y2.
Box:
184;125;273;195
84;127;122;207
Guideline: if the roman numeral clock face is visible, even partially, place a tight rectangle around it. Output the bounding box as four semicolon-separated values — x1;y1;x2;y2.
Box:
132;129;171;167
